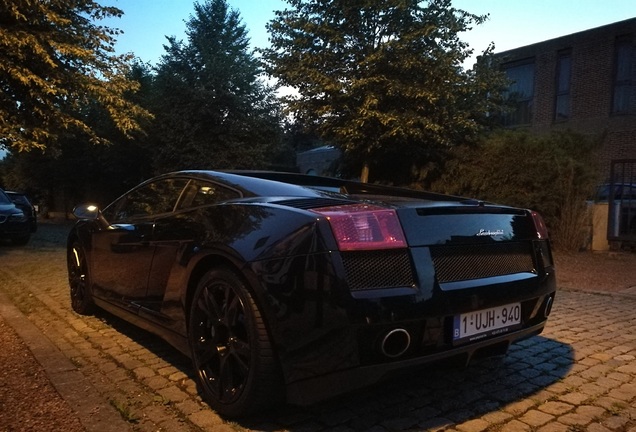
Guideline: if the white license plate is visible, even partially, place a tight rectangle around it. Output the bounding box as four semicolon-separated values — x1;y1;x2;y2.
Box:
453;302;521;343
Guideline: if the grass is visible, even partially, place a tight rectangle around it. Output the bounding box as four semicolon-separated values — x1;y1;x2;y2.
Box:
109;398;139;424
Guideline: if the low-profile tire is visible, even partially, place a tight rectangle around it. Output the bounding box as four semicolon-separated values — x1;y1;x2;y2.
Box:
68;241;95;315
188;267;283;418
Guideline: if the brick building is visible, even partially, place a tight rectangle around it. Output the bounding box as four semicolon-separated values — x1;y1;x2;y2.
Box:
495;17;636;179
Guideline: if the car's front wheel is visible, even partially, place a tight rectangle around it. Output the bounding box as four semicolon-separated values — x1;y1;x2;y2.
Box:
68;241;95;315
188;267;282;418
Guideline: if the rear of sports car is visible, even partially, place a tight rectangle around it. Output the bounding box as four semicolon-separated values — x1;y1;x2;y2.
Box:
258;197;556;404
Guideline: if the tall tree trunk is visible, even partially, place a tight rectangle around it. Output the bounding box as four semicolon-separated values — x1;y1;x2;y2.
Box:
360;161;369;183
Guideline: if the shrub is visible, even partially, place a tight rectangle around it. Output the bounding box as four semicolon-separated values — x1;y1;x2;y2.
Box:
430;129;601;251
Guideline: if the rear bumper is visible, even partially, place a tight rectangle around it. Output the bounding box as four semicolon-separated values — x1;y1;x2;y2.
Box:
285;319;548;405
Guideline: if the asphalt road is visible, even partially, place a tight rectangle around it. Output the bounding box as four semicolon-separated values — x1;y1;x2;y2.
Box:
0;222;635;431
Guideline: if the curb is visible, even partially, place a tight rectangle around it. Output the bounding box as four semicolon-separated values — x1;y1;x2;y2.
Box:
0;289;132;432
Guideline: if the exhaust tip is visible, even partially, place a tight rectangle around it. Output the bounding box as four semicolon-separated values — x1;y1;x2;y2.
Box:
381;328;411;358
544;296;554;318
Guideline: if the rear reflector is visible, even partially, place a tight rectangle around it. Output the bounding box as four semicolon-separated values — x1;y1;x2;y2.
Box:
312;204;407;251
531;211;549;239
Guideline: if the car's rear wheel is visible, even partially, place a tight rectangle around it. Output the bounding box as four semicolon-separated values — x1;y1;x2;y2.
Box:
188;267;282;418
68;241;95;315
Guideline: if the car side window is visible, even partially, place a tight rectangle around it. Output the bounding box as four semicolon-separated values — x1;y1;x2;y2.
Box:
108;178;190;222
177;180;240;210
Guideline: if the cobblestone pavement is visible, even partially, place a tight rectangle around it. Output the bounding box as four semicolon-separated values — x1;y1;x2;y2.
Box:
0;223;635;431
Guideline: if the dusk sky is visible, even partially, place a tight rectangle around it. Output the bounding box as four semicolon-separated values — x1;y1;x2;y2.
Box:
100;0;636;66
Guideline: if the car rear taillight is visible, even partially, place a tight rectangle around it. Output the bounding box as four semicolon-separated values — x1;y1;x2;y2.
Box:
531;211;549;239
312;204;407;251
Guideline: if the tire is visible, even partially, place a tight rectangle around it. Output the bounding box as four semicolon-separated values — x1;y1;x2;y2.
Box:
188;267;282;418
68;241;95;315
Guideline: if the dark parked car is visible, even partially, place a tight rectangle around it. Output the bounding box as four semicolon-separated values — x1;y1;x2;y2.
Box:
0;188;31;245
67;170;556;417
5;191;37;233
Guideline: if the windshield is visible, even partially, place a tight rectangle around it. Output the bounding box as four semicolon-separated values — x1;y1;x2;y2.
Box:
0;190;12;205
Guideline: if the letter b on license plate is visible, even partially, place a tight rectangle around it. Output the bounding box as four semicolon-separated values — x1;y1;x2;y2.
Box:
453;302;521;344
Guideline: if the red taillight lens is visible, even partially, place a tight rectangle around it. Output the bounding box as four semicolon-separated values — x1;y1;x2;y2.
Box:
312;204;407;251
531;211;549;239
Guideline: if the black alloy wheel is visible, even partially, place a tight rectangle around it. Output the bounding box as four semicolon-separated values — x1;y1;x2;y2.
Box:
68;241;94;315
188;267;281;418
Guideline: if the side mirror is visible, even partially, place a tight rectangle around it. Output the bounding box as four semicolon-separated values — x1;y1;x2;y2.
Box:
72;204;101;220
72;204;109;228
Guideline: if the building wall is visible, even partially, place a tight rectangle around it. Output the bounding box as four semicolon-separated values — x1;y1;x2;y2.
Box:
496;18;636;180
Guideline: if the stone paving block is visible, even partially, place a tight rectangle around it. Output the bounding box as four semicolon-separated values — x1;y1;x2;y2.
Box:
417;417;454;431
143;374;170;391
380;415;420;430
593;396;629;413
503;399;536;416
499;419;531;431
519;409;554;427
187;409;226;429
481;410;513;425
607;383;636;402
538;401;574;416
536;421;570;432
455;418;489;432
557;392;590;405
602;414;631;430
174;399;205;417
586;423;613;432
616;363;636;374
168;370;189;382
132;366;156;380
156;417;192;432
558;405;607;426
561;374;588;388
579;382;608;397
530;389;558;404
157;385;190;404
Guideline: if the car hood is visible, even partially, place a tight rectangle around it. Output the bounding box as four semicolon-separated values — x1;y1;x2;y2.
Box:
0;203;21;215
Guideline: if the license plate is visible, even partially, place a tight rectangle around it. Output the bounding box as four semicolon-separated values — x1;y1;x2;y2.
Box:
453;302;521;344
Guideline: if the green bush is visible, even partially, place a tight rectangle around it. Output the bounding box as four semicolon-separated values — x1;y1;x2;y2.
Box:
430;129;602;251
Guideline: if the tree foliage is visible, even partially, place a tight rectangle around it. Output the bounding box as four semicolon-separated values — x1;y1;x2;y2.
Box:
0;61;156;213
262;0;508;183
0;0;151;152
151;0;285;172
431;130;603;250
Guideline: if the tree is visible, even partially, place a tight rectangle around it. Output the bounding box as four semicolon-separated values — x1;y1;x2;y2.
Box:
0;0;150;152
151;0;283;172
0;61;157;214
262;0;508;183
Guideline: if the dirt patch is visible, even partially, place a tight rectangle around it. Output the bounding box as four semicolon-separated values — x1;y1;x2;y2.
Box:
0;315;85;432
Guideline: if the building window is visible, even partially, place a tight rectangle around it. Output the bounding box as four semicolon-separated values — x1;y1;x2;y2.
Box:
555;50;571;121
612;36;635;114
502;59;535;126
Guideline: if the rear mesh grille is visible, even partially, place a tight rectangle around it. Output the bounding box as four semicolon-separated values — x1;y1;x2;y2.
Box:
430;242;535;283
341;250;415;291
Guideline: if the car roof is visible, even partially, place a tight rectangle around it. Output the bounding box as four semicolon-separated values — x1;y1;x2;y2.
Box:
163;170;332;199
185;170;465;202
